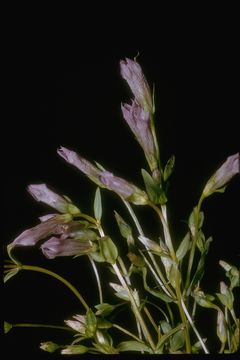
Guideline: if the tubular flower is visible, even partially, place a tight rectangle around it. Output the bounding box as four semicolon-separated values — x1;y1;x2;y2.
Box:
41;236;97;259
58;147;148;205
28;184;79;214
121;100;158;171
120;57;153;113
203;153;239;197
11;214;72;247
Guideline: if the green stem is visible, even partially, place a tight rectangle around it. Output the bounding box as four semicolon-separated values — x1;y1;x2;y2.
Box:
122;200;175;299
112;263;156;351
20;265;89;311
143;306;159;334
112;324;143;342
12;323;73;331
185;195;205;292
88;256;103;304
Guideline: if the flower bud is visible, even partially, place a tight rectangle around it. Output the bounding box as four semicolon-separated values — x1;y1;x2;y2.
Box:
203;153;239;197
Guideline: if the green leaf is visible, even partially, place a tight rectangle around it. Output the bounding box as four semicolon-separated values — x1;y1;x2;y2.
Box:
141;168;167;204
99;236;118;264
3;268;20;283
170;328;185;352
97;318;112;329
188;207;204;235
176;232;190;261
127;252;145;267
114;211;134;248
142;268;173;302
118;340;152;353
4;321;12;334
61;345;88;355
94;187;102;221
217;311;227;344
156;323;184;352
95;303;116;316
86;309;97;336
160;320;172;334
193;290;216;309
138;235;165;255
219;261;240;290
163;155;175;182
40;341;60;353
109;283;129;301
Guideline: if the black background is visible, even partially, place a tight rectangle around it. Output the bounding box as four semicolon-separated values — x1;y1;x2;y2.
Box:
3;44;239;358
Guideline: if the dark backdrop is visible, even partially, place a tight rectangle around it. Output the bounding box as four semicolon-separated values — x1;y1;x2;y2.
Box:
3;48;239;358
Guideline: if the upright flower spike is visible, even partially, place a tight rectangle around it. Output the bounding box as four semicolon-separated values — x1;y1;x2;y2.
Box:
202;153;239;198
121;100;158;172
28;184;79;214
120;58;153;113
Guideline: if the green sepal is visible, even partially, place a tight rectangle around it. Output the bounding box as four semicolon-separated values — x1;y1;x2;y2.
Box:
163;155;175;182
94;187;102;221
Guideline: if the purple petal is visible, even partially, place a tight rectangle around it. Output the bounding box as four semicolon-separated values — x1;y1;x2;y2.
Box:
120;58;152;112
12;214;71;247
203;153;239;196
28;184;71;213
41;237;96;259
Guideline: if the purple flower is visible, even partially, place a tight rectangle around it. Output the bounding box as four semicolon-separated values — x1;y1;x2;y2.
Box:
11;214;98;259
120;58;153;112
58;147;148;205
57;147;103;187
203;153;239;197
121;100;158;171
41;236;97;259
28;184;79;214
12;214;72;247
100;170;148;205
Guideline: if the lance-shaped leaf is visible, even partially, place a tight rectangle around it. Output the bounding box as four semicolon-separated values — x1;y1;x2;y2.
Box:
114;211;134;247
219;260;240;290
28;183;79;214
118;341;152;353
40;341;60;353
121;101;158;172
120;57;153;113
163;155;175;182
217;311;227;344
61;345;88;355
142;267;173;302
99;236;118;264
176;232;190;261
94;187;102;221
202;153;239;198
216;281;234;310
141;169;166;204
11;214;72;247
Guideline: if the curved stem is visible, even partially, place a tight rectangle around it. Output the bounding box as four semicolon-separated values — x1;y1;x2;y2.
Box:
20;265;89;311
12;323;73;331
88;256;103;304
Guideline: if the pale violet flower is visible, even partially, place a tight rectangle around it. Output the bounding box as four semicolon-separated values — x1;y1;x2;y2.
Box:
121;100;158;171
28;184;79;214
120;58;153;112
203;153;239;197
58;147;148;205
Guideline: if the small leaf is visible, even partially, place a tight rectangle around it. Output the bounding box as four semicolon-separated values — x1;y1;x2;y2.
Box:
163;155;175;181
4;268;20;283
94;187;102;221
118;340;152;353
86;309;97;336
142;268;173;302
141;168;160;204
109;283;129;301
138;235;165;254
127;252;145;267
95;303;116;316
61;345;88;355
217;311;227;344
170;328;185;352
99;236;118;264
114;211;134;248
160;320;172;334
176;233;190;261
97;318;112;329
40;341;60;353
193;290;216;309
4;321;12;334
